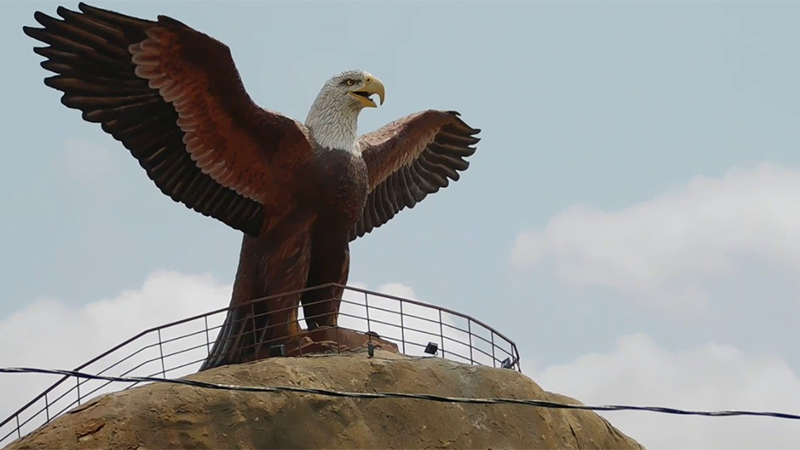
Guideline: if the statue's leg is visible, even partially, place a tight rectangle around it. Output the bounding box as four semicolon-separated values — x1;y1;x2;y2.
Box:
200;218;313;371
300;239;349;328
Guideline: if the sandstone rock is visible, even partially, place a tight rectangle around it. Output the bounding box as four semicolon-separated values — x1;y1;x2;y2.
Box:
4;350;644;449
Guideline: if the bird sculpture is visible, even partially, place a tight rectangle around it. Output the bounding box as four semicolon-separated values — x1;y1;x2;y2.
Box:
24;2;481;370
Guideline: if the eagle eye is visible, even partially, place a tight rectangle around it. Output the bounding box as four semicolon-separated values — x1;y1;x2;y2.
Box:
342;79;356;87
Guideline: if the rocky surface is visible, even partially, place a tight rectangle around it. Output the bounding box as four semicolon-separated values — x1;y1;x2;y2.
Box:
5;350;644;449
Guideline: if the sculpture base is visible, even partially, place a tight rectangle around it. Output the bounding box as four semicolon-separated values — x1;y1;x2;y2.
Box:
241;327;399;363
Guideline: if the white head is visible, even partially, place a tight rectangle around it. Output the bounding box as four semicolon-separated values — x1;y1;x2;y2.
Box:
305;69;386;153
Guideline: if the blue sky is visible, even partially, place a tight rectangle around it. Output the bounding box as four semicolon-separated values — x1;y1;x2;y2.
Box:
2;1;800;448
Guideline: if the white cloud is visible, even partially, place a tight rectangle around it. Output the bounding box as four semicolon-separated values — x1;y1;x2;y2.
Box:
528;333;800;450
0;270;232;441
511;162;800;313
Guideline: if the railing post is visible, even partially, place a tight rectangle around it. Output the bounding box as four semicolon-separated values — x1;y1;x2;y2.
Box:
76;377;81;406
157;329;166;379
204;315;211;355
364;292;371;334
15;415;20;438
468;320;474;365
491;331;496;368
439;309;446;359
250;302;258;358
399;300;406;354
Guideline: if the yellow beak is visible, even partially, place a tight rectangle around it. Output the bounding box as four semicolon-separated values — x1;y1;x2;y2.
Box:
350;74;385;108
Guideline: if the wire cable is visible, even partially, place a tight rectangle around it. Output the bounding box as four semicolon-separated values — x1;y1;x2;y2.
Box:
2;367;800;420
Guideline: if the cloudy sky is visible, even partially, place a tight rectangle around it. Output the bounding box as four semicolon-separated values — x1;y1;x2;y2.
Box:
2;1;800;448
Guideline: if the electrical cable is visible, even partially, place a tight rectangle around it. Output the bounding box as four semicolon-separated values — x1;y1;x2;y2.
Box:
2;366;799;420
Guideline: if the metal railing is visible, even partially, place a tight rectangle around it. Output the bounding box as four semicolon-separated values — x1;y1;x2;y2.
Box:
0;283;520;446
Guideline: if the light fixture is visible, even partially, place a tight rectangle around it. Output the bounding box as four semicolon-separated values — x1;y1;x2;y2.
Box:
424;342;439;355
269;344;286;357
501;357;516;369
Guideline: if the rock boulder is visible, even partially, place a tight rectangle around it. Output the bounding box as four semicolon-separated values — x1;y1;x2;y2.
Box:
5;350;644;449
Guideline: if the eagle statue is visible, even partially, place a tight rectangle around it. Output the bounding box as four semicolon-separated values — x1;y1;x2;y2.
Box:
24;3;481;371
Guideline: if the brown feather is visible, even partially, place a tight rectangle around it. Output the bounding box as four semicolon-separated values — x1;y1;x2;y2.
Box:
351;110;480;240
24;2;317;236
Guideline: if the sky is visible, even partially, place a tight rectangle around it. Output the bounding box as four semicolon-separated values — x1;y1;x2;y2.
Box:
2;1;800;448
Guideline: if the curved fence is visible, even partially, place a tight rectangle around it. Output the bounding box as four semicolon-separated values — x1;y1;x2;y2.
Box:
0;283;521;446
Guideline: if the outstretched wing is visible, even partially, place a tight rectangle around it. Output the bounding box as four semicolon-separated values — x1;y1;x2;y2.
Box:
350;109;480;240
23;3;313;236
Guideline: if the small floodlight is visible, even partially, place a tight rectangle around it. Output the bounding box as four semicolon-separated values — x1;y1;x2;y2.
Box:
269;344;286;357
367;342;375;358
424;342;439;355
501;357;516;370
307;320;319;331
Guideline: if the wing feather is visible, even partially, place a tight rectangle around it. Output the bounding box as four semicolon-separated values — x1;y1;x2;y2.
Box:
351;110;480;240
24;3;313;236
